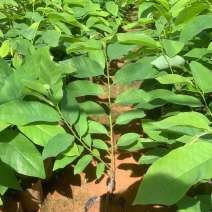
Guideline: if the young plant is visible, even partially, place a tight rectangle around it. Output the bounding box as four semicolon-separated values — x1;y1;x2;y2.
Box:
116;0;212;211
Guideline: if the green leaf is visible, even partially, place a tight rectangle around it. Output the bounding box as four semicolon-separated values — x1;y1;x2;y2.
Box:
74;155;92;174
20;88;53;106
66;42;100;54
115;89;152;105
92;139;108;151
79;101;105;116
62;142;79;157
142;119;168;143
39;55;63;103
184;48;209;59
0;130;45;178
177;196;211;212
106;1;118;16
113;63;156;84
53;155;77;171
116;110;146;125
151;55;185;70
162;39;184;57
118;138;157;151
61;88;79;125
134;142;212;205
180;15;212;43
92;24;113;33
190;61;212;92
13;53;22;69
138;2;154;18
153;113;209;130
138;148;170;164
117;33;157;47
156;0;170;10
42;133;75;160
0;185;7;196
92;149;100;157
63;0;88;6
4;0;18;7
134;98;167;110
19;28;36;40
49;12;88;31
149;89;203;107
0;53;40;104
96;163;105;179
43;30;60;47
170;0;197;12
0;40;10;58
0;12;6;19
175;3;209;25
67;80;104;97
123;18;155;30
16;39;35;55
0;56;13;85
117;133;140;147
65;57;104;78
86;16;99;28
74;107;88;137
156;74;192;85
88;11;110;18
0;100;60;126
177;210;194;212
88;121;107;134
87;39;105;70
23;79;49;96
153;3;172;22
18;122;65;147
0;159;22;190
107;44;137;60
59;64;76;74
0;121;10;132
82;133;92;147
54;21;72;35
195;195;212;208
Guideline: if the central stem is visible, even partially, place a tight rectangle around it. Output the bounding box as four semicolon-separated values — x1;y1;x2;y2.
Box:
106;60;114;171
105;57;115;212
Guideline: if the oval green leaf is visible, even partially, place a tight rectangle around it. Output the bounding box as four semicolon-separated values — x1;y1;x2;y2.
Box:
134;142;212;205
116;110;146;125
42;133;75;160
67;80;104;97
0;100;61;126
92;139;108;151
117;133;140;147
74;155;92;175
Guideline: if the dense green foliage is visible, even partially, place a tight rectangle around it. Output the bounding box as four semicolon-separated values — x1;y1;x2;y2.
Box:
1;0;212;211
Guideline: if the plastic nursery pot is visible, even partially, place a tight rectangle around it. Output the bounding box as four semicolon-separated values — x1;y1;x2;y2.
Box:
19;178;43;212
84;193;127;212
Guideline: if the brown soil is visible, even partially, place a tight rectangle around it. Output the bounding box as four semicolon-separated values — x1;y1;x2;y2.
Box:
87;195;125;212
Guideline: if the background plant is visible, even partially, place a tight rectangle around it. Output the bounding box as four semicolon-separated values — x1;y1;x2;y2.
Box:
115;0;212;211
0;0;135;206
